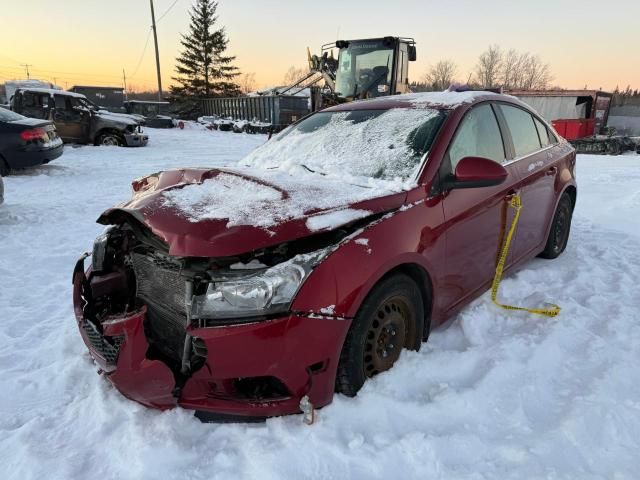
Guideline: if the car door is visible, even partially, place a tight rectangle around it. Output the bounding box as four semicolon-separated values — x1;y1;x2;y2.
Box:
53;94;84;142
496;104;558;262
437;103;521;313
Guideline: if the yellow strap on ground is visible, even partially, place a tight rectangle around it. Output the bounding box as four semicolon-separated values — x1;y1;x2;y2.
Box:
490;194;561;317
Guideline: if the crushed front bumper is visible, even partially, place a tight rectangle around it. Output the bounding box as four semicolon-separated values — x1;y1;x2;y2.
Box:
73;259;350;419
123;132;149;147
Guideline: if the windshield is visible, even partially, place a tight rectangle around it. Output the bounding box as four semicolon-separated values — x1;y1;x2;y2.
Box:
70;97;95;110
0;107;26;122
242;108;445;184
335;40;395;99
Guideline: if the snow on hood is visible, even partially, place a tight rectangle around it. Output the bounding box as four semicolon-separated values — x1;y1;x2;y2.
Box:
101;167;407;257
95;110;140;126
161;168;392;229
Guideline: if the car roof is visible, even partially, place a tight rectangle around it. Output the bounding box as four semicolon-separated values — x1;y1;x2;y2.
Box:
15;87;87;99
325;90;524;112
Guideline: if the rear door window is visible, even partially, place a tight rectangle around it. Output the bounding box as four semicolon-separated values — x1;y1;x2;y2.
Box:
447;103;506;170
534;117;550;146
500;105;542;157
54;95;70;110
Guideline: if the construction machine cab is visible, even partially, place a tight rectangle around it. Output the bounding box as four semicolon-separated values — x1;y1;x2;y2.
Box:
329;36;416;101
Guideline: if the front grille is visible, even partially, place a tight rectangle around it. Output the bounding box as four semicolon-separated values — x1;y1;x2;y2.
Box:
82;320;124;366
131;252;187;362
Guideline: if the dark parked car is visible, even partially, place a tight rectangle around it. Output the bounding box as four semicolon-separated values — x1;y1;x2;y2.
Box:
124;101;175;129
11;88;147;147
73;91;576;421
0;107;63;175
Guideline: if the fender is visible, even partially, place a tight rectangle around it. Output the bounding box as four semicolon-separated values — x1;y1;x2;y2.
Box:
292;193;446;322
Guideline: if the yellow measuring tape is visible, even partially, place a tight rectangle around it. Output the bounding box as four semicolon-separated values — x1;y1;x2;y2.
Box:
490;194;561;317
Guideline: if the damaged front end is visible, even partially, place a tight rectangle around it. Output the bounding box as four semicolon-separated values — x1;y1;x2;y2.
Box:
72;214;370;419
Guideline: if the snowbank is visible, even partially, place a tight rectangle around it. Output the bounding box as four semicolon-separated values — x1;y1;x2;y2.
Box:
0;127;639;480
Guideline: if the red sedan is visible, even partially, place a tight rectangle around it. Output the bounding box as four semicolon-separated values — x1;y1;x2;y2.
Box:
73;91;576;421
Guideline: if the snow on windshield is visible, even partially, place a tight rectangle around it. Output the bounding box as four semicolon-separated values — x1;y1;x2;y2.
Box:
242;108;441;185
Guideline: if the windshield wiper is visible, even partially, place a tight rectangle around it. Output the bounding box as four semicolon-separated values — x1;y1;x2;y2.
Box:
300;164;326;176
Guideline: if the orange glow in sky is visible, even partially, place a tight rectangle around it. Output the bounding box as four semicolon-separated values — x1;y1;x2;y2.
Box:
1;0;638;93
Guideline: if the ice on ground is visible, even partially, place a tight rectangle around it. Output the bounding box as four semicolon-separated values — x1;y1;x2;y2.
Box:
0;126;639;480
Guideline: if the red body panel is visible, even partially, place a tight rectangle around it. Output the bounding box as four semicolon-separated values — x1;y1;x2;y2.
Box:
74;93;577;419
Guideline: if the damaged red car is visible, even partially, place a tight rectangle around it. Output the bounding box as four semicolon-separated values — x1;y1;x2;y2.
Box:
73;91;577;421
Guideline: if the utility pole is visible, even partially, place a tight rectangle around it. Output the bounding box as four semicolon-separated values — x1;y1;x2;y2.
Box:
122;68;128;101
149;0;163;108
22;64;32;79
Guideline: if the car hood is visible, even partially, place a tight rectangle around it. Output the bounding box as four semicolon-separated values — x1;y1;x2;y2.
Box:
95;110;140;126
98;167;408;257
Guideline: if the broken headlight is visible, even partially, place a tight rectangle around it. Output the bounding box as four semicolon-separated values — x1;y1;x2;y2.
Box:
192;249;328;320
92;227;113;272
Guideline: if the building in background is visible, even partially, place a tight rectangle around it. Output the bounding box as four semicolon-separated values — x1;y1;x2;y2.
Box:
69;86;125;110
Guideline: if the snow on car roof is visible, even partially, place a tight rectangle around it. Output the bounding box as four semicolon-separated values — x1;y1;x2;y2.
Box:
328;90;501;112
15;87;86;98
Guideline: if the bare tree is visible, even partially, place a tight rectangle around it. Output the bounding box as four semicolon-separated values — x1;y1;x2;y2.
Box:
501;49;523;89
240;72;256;94
476;46;553;90
423;60;458;91
501;50;552;89
474;45;503;88
519;54;552;89
282;65;309;85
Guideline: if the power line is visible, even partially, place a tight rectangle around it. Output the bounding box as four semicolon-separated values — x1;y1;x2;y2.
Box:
129;27;153;80
156;0;179;22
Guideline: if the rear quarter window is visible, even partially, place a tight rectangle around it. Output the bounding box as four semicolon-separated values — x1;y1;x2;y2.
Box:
534;117;551;146
500;104;542;157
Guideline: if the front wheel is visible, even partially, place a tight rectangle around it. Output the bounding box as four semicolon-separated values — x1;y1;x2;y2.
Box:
96;132;123;147
539;192;573;259
335;273;424;397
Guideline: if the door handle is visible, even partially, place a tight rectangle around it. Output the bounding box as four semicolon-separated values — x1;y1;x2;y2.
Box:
546;166;558;176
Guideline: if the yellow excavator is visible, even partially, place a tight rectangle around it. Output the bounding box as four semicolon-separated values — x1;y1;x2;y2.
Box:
276;36;417;111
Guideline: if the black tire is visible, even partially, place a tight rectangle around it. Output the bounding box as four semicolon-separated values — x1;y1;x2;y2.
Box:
335;273;424;397
96;132;123;147
0;158;8;177
539;192;573;259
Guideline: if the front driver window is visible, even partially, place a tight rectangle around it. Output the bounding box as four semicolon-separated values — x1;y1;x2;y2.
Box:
447;103;506;171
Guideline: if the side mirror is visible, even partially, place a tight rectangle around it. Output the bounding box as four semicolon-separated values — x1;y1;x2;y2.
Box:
408;45;417;62
444;156;508;190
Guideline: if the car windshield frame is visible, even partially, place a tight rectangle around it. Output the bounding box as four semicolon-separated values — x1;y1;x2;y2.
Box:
242;107;447;185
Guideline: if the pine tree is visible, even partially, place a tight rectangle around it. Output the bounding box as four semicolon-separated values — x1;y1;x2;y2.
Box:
170;0;240;117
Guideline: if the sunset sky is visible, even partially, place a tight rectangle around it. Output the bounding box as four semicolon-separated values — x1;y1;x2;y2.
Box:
1;0;638;93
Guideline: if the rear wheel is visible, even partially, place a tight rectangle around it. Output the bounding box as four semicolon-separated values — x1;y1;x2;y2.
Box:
0;159;8;177
336;273;424;397
539;192;573;259
96;132;123;147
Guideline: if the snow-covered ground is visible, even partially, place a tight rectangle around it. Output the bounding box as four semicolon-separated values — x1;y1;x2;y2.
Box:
0;127;639;480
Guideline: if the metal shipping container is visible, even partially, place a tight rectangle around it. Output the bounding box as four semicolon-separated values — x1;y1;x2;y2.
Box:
200;95;310;129
69;85;125;110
